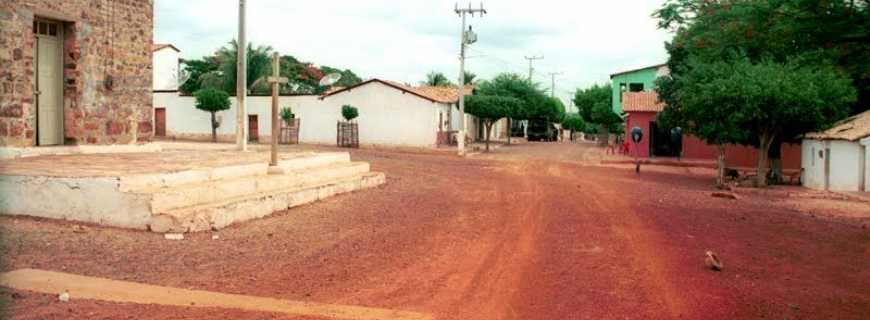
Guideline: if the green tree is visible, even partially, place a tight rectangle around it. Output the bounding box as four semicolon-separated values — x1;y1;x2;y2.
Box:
179;57;220;94
654;0;864;185
662;56;855;187
213;40;274;95
342;105;359;121
194;89;231;142
476;73;550;144
320;65;363;88
572;84;611;123
463;71;477;85
590;103;622;134
465;95;521;152
561;114;586;141
280;106;295;123
423;71;453;87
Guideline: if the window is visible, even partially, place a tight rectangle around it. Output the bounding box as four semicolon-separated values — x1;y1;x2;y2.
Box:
629;83;644;92
618;83;626;102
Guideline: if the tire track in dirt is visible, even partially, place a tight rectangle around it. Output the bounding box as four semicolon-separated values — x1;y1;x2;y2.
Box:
510;161;694;319
576;166;693;318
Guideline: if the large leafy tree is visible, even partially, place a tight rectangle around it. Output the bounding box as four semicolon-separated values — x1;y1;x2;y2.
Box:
423;71;453;87
475;73;550;144
561;114;586;141
655;0;869;113
572;84;611;123
194;89;231;142
179;57;219;94
654;0;864;185
465;95;521;152
319;66;363;88
662;55;855;186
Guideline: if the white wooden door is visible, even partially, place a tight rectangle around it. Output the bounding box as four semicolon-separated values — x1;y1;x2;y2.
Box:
35;20;63;146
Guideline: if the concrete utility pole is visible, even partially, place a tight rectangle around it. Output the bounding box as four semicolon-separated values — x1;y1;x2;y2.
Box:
268;53;288;170
236;0;248;151
549;72;563;98
455;2;486;156
524;55;544;82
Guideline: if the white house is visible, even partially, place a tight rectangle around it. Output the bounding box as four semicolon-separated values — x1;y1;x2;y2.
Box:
152;44;180;92
154;77;507;148
802;110;870;192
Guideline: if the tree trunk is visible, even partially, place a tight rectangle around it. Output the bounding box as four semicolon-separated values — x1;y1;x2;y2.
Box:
768;137;783;184
210;112;217;143
716;144;726;188
484;121;492;152
506;118;512;145
757;130;776;187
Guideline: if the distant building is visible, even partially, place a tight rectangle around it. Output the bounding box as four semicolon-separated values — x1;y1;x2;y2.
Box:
152;44;180;92
802;110;870;192
0;1;154;147
610;63;668;114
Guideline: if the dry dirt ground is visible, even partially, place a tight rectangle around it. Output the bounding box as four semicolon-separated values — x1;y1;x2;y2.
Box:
1;142;869;319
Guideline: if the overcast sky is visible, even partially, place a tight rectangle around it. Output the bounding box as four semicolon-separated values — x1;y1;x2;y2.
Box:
154;0;673;108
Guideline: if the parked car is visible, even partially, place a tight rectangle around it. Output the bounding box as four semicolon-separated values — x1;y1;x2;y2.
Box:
527;119;558;141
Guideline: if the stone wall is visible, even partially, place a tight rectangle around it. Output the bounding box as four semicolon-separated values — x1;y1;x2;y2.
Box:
0;0;153;147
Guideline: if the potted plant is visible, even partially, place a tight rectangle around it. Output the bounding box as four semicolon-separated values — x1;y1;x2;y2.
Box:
279;106;300;144
337;104;359;148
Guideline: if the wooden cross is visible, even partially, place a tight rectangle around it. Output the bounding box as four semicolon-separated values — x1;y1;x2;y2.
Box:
269;52;288;168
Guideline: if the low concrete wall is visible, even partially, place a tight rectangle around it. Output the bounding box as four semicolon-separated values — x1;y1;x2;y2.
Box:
0;175;153;229
0;143;162;160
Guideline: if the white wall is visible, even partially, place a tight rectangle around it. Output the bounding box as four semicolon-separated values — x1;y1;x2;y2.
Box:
153;48;179;91
803;139;864;191
829;140;862;191
802;140;825;190
863;138;870;192
154;81;451;147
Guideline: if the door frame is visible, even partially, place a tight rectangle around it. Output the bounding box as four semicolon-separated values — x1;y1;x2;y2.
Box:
248;114;258;142
33;18;65;146
154;108;166;137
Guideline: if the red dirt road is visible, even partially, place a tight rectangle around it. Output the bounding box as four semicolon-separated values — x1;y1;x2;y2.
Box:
1;143;868;319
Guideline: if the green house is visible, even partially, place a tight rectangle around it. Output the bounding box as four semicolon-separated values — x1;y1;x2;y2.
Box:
610;63;668;114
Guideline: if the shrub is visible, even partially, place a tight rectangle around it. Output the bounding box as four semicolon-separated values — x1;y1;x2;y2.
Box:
280;106;295;122
341;104;359;121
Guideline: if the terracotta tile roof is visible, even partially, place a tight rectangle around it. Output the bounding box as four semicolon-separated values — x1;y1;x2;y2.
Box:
805;110;870;141
623;91;664;113
152;43;179;52
413;85;474;104
321;79;472;104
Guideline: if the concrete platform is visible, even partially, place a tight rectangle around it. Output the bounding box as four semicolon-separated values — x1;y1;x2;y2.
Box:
0;150;385;232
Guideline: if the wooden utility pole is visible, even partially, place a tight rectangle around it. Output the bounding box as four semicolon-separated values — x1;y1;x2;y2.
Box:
268;53;288;168
236;0;248;151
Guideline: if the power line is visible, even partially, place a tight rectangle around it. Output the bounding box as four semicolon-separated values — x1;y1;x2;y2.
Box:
524;55;544;82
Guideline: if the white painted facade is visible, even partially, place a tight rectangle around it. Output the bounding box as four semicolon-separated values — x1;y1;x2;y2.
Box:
802;139;866;192
154;81;464;148
152;46;180;91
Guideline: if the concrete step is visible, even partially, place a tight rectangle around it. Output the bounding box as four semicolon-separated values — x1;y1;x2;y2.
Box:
119;152;351;192
146;161;371;213
148;171;386;233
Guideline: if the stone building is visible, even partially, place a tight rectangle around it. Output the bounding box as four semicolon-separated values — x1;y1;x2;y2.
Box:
0;0;153;147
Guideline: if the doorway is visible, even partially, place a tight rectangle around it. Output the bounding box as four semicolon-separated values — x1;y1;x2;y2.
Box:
649;121;679;157
154;108;166;137
34;19;64;146
248;115;258;142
